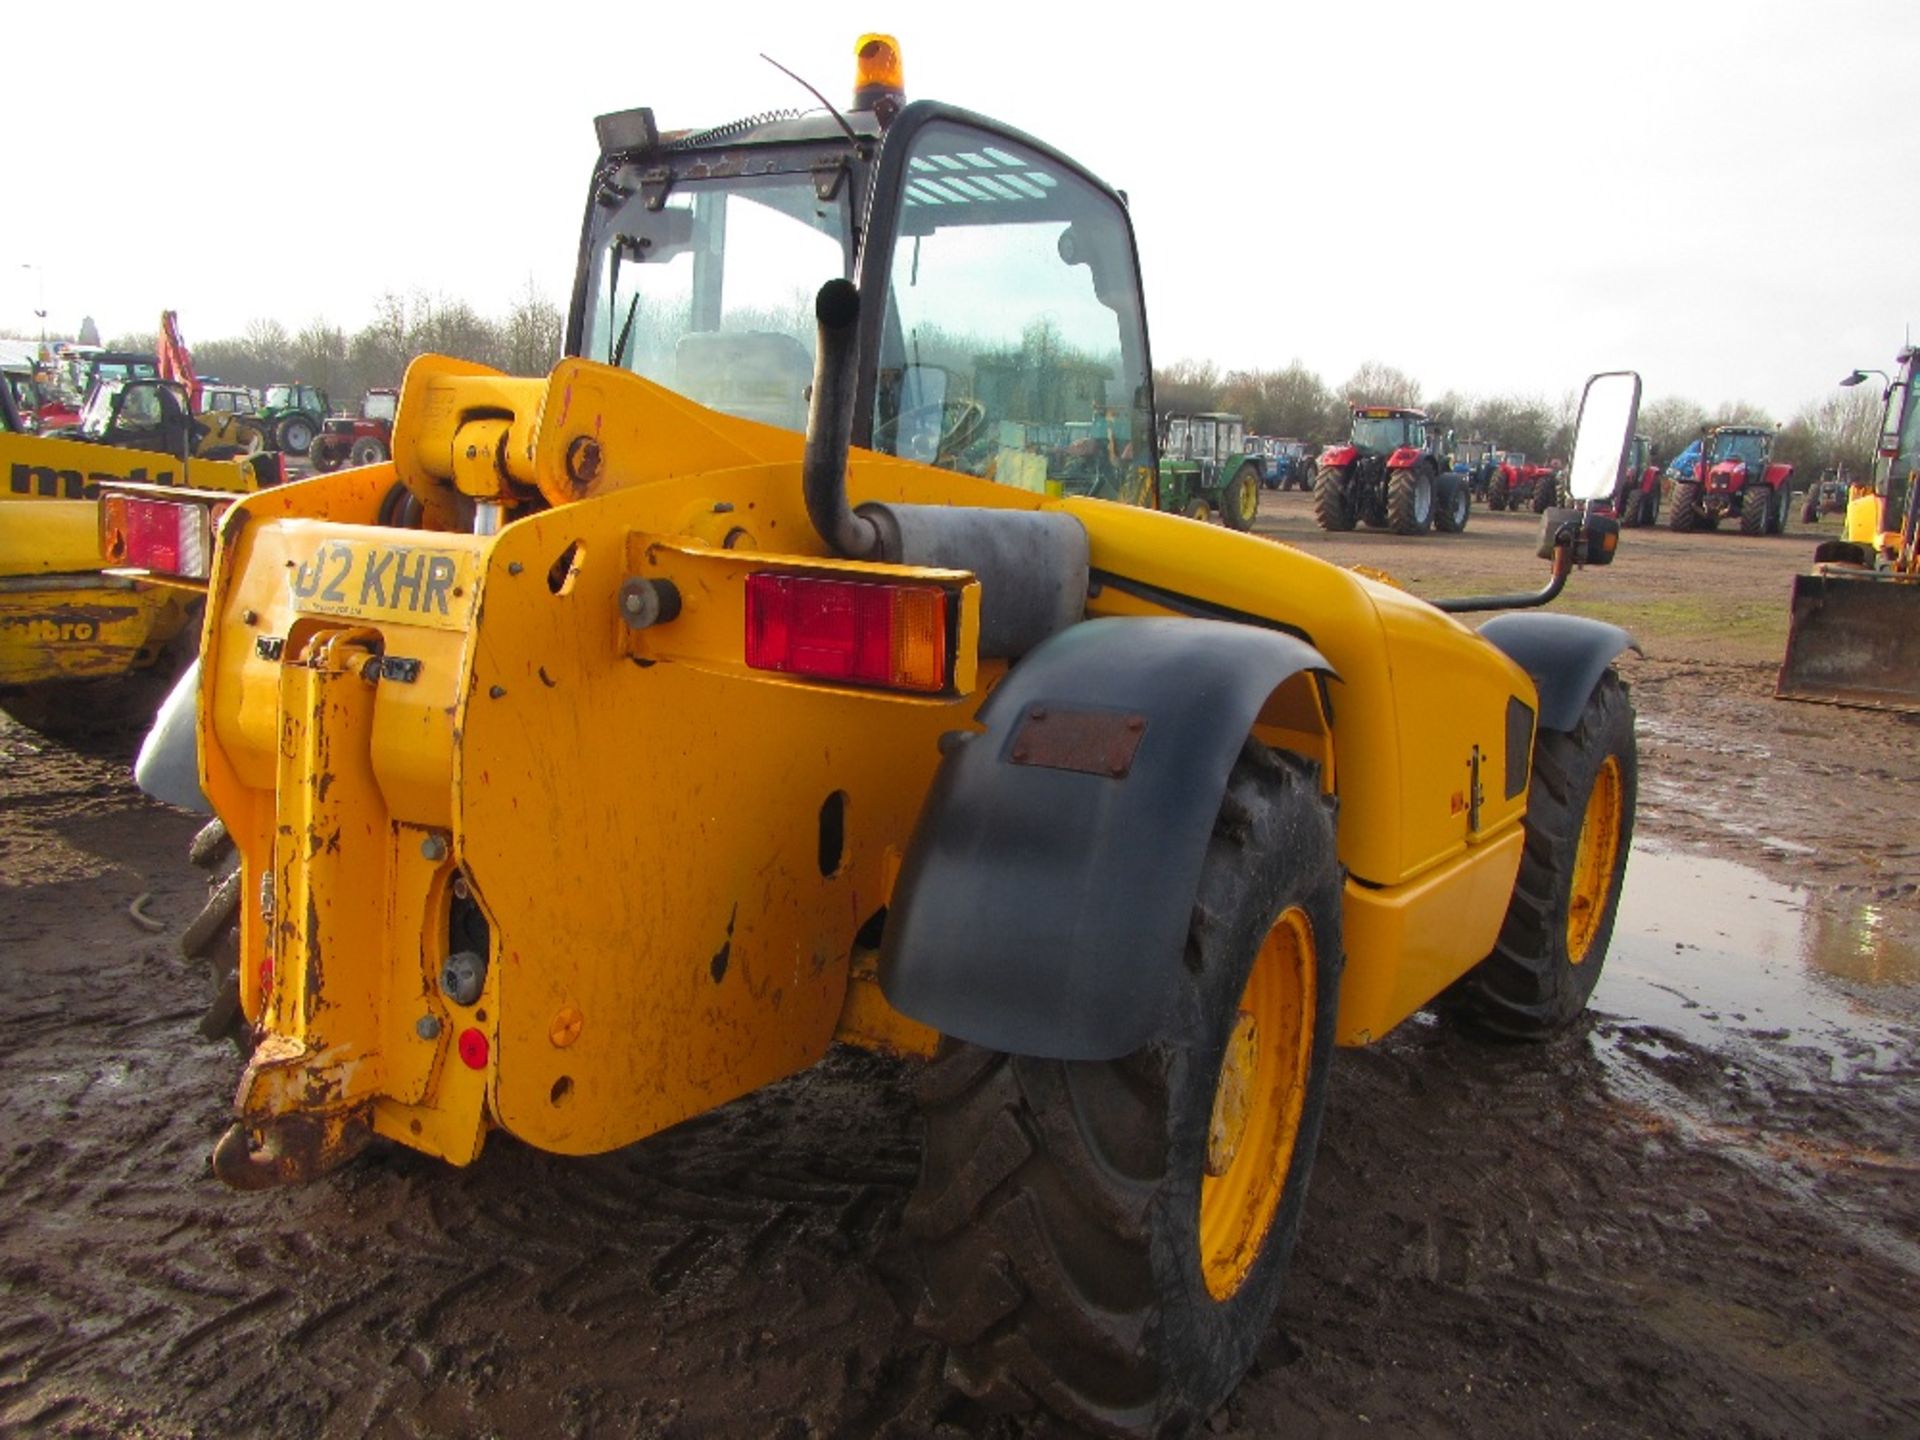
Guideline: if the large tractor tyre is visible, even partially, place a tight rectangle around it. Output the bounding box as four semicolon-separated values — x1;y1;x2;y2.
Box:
1799;490;1818;526
1530;475;1558;513
1445;671;1636;1039
306;437;340;473
1739;483;1771;536
1667;481;1702;532
1386;464;1435;535
1312;465;1355;532
1487;486;1508;512
277;415;317;455
349;435;390;469
907;743;1343;1439
1222;462;1261;533
1767;484;1791;537
1435;478;1471;534
181;819;254;1056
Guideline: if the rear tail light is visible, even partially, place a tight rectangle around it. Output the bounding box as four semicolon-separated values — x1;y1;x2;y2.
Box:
745;573;950;693
100;494;228;579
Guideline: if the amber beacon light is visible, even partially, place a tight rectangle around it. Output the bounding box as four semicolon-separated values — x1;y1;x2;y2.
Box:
853;33;905;117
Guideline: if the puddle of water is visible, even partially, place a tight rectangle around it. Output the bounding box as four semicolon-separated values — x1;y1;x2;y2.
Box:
1594;841;1918;1079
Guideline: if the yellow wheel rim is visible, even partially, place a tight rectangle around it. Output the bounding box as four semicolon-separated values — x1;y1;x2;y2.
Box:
1186;498;1211;521
1237;474;1259;524
1566;756;1623;964
1199;906;1315;1301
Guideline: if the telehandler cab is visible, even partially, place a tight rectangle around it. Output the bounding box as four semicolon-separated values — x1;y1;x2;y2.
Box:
126;37;1642;1438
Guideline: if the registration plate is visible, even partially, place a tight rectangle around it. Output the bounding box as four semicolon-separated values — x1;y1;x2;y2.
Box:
288;538;479;631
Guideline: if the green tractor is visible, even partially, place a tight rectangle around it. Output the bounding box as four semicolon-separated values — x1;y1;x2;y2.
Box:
256;382;331;456
1158;411;1262;530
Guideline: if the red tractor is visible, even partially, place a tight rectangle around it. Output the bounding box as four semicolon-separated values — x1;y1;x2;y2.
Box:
1668;423;1794;535
306;387;398;472
1312;403;1469;535
1605;433;1661;527
1485;449;1560;512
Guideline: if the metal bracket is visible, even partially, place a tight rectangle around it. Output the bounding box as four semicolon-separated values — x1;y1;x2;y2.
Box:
641;167;674;212
368;656;423;684
812;158;848;202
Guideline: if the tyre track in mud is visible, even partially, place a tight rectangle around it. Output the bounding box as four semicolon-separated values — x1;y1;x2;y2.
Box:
3;511;1918;1440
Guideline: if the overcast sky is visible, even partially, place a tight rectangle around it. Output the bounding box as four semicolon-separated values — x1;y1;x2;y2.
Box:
7;1;1916;417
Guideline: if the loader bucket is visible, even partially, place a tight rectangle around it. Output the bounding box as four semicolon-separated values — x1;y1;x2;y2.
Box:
1775;570;1920;713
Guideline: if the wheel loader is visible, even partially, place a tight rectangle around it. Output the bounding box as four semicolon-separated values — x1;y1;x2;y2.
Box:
1776;344;1920;713
121;36;1644;1438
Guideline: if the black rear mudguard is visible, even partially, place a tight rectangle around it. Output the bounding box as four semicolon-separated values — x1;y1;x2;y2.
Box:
879;616;1333;1061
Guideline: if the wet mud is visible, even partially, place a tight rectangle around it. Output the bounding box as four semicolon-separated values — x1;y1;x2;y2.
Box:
1;495;1915;1437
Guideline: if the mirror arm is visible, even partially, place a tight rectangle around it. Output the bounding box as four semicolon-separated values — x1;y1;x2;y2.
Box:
1430;524;1577;615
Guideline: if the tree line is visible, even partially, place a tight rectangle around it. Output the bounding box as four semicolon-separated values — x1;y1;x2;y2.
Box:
47;292;1884;482
1156;357;1886;481
98;285;566;408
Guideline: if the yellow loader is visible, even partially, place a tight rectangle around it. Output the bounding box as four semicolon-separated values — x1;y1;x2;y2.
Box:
1776;345;1920;713
0;378;272;735
124;39;1643;1437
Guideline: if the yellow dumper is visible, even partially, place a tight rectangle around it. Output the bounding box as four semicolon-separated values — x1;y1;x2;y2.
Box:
1;397;267;733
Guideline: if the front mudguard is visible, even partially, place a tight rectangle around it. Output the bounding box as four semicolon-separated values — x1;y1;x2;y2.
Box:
879;616;1333;1061
1478;612;1637;732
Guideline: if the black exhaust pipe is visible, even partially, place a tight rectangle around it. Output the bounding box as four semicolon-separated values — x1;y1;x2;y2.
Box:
803;279;880;559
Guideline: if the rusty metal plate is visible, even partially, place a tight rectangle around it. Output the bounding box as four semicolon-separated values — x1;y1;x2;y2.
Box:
1008;705;1147;779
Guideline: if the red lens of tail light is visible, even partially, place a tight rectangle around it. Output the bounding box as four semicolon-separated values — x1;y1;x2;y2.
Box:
744;573;949;693
101;494;220;578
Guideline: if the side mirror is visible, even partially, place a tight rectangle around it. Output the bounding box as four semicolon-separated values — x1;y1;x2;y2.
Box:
1563;371;1642;503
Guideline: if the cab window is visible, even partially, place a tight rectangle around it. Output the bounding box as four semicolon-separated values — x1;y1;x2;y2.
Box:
871;120;1155;505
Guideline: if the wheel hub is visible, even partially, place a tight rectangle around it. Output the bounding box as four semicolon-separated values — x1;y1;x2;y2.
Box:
1198;906;1315;1301
1206;1011;1258;1177
1567;755;1624;963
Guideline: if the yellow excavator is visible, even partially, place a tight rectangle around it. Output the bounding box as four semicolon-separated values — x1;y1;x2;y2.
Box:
116;37;1646;1438
1776;345;1920;713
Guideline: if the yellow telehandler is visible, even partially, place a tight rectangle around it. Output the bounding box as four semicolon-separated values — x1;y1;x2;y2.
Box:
121;38;1643;1437
1776;345;1920;713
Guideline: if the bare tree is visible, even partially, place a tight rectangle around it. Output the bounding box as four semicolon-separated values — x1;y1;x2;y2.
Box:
1153;358;1223;418
502;279;564;376
1638;395;1710;465
1337;361;1421;410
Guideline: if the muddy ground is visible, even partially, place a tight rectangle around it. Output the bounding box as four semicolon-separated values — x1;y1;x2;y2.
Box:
1;492;1915;1439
